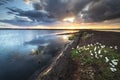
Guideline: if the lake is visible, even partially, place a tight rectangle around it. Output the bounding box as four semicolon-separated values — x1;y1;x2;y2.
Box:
0;30;73;80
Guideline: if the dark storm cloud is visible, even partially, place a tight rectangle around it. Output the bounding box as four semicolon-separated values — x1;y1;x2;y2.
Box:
41;0;91;19
6;7;54;22
43;0;69;18
69;0;91;14
4;0;91;21
31;0;46;10
32;2;43;10
82;0;120;22
39;0;120;22
3;0;120;22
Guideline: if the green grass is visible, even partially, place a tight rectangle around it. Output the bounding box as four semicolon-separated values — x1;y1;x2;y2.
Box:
68;35;76;40
71;43;120;80
81;32;94;40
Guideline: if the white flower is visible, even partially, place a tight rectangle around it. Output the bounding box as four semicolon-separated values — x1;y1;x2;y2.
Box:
101;45;105;48
100;55;103;58
77;46;79;48
98;50;101;54
112;59;118;65
110;46;113;48
109;63;115;67
96;42;99;45
114;46;118;50
90;52;93;56
110;68;117;72
97;46;100;49
72;48;74;49
90;50;92;53
90;44;93;46
88;44;90;47
99;43;102;46
94;47;97;51
95;52;98;58
105;57;109;63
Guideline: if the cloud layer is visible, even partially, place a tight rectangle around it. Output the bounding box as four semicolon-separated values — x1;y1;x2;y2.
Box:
6;7;54;22
42;0;91;19
83;0;120;22
1;0;120;22
32;0;120;22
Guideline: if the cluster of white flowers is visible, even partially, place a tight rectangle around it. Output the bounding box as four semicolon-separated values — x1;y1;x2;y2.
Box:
74;42;119;72
110;59;119;72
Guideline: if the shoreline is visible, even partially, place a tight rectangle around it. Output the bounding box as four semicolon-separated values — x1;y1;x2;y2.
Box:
29;30;120;80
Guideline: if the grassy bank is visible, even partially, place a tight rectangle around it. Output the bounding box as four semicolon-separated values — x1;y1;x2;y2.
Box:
70;30;120;80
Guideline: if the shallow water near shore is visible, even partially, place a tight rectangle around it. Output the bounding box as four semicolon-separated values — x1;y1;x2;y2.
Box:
0;30;73;80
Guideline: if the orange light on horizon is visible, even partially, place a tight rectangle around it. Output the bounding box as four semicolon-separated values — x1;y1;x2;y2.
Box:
0;22;120;30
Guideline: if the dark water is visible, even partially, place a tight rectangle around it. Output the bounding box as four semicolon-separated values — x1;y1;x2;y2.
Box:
0;30;69;80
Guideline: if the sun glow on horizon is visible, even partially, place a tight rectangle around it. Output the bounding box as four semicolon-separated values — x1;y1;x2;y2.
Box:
63;17;75;23
0;22;120;31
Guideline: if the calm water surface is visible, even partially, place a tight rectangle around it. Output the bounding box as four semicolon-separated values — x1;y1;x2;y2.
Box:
0;30;71;80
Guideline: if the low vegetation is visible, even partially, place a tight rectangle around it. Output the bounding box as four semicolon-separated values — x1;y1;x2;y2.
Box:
71;42;120;80
68;35;76;40
81;32;94;40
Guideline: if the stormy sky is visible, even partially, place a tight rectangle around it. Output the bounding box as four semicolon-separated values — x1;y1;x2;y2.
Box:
0;0;120;25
